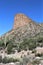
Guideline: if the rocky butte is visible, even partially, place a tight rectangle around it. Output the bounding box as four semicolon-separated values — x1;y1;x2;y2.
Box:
0;13;43;44
13;14;32;29
0;13;43;65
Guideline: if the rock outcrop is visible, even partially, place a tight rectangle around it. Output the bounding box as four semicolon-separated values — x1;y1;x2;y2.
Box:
13;14;33;29
0;13;43;44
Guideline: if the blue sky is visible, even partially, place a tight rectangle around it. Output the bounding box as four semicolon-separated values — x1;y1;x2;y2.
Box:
0;0;43;36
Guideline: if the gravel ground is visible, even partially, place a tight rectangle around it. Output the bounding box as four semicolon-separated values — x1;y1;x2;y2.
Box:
0;62;20;65
0;63;15;65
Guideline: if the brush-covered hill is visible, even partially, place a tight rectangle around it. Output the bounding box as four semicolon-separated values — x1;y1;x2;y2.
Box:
0;13;43;45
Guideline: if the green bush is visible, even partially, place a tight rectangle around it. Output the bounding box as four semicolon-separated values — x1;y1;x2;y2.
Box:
35;53;43;57
7;43;13;54
32;50;36;53
37;37;43;43
2;57;9;63
2;57;19;63
0;40;5;48
17;38;37;51
32;59;40;65
0;56;2;63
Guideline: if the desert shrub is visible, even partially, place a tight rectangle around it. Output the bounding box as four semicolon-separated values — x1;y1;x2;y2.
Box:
17;48;21;52
0;40;5;48
2;57;20;63
0;56;2;63
32;59;40;65
29;43;36;50
18;38;37;51
22;55;30;65
37;37;43;43
32;50;36;53
6;38;37;52
35;53;43;57
7;43;13;54
13;58;19;62
7;58;19;63
2;57;9;63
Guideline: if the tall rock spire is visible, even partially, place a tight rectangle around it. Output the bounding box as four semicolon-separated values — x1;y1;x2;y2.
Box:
13;13;32;29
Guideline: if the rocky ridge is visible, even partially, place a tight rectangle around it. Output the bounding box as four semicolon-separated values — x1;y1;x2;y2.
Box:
0;13;43;44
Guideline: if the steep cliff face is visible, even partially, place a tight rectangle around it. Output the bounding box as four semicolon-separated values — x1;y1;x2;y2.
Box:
0;13;43;44
13;14;41;39
13;14;33;29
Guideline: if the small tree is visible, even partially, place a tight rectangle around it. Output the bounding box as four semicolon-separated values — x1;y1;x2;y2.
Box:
7;43;13;54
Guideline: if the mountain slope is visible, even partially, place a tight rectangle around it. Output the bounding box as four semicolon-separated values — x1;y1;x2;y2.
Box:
0;13;43;44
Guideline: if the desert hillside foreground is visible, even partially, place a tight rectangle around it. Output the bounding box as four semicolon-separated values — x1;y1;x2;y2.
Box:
0;13;43;65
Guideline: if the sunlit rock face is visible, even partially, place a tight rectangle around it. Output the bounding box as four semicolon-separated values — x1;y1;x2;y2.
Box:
13;14;32;29
13;13;41;36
